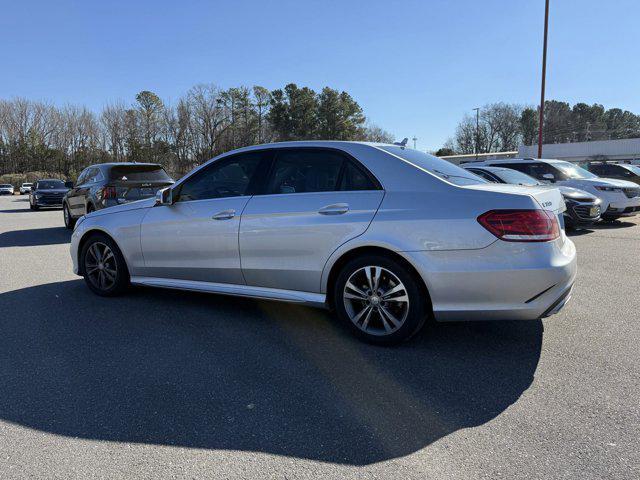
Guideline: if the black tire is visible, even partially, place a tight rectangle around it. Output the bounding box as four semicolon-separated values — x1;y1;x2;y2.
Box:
80;233;130;297
333;254;428;346
63;202;76;229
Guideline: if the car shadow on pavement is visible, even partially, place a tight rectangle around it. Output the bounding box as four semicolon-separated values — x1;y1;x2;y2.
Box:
0;227;71;247
591;220;636;229
0;280;542;465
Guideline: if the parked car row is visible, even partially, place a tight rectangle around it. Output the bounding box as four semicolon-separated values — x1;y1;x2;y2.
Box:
15;144;639;345
462;165;602;228
463;158;640;223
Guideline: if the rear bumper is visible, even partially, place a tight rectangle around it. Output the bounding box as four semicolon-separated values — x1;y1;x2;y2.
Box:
404;236;577;322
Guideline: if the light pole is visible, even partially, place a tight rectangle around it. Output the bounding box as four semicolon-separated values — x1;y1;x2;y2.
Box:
473;107;480;160
538;0;550;158
412;136;417;149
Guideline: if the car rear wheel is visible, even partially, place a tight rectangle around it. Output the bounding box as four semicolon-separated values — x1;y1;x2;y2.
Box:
333;254;428;345
63;203;76;229
81;234;129;296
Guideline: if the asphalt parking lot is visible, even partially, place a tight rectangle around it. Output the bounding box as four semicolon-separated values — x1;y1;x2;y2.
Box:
0;194;638;480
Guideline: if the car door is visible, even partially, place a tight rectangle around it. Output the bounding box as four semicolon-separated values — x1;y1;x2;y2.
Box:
239;148;385;293
66;168;93;216
139;151;268;284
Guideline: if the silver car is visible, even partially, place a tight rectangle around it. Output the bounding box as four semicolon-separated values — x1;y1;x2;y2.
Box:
70;142;577;344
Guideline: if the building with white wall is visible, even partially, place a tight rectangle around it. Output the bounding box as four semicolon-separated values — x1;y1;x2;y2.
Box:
518;138;640;164
439;138;640;165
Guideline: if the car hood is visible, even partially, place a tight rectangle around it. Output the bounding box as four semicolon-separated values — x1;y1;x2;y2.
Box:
87;197;155;218
566;178;638;188
556;186;599;201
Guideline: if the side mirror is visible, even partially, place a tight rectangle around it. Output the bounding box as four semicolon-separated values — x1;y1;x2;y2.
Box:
542;173;555;183
155;187;173;206
65;181;74;188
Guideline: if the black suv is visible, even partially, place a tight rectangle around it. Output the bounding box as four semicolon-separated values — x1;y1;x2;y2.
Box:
588;162;640;185
29;179;71;210
63;163;174;229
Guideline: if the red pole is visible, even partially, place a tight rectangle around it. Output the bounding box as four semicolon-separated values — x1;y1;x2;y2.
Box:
537;0;550;158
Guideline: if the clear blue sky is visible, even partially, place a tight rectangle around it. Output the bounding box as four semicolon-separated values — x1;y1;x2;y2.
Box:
2;0;639;151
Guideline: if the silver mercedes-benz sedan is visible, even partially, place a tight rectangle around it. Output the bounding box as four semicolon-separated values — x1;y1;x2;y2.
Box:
70;141;577;344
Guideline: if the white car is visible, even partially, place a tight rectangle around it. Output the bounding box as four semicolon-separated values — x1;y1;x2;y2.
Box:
464;158;640;221
19;183;33;194
70;141;576;345
0;184;15;195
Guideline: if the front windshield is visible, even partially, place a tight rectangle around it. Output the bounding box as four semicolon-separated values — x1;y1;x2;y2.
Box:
0;184;12;188
552;161;598;180
378;146;486;186
37;180;66;189
494;169;543;185
621;164;640;175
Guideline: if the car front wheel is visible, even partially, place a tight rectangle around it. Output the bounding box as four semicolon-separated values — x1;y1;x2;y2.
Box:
333;254;428;345
81;234;129;296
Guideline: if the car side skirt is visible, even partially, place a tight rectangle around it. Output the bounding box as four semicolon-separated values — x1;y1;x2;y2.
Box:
129;276;327;308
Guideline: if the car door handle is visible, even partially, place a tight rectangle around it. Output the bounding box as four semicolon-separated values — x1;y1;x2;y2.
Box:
318;203;349;215
212;209;235;220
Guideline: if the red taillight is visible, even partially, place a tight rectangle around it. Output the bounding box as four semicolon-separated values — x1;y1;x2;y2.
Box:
102;186;117;199
477;209;560;242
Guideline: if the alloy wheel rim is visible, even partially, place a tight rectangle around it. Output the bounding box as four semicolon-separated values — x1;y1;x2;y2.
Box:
85;242;117;290
343;265;409;336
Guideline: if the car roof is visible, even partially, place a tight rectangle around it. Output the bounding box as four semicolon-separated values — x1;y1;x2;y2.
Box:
462;165;516;172
213;140;397;155
465;158;568;166
95;162;164;169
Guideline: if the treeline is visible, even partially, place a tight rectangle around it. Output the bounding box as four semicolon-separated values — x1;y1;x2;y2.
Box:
438;100;640;156
0;83;393;179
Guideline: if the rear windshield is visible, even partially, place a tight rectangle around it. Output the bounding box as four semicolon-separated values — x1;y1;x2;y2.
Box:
378;146;486;186
109;165;172;182
36;180;65;189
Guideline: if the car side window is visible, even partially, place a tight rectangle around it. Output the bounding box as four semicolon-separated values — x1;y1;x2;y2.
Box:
76;169;89;185
613;165;632;176
501;163;559;180
85;168;99;183
266;150;344;194
175;153;262;202
339;160;378;191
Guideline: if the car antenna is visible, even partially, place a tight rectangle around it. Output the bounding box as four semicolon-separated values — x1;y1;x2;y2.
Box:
394;137;409;149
